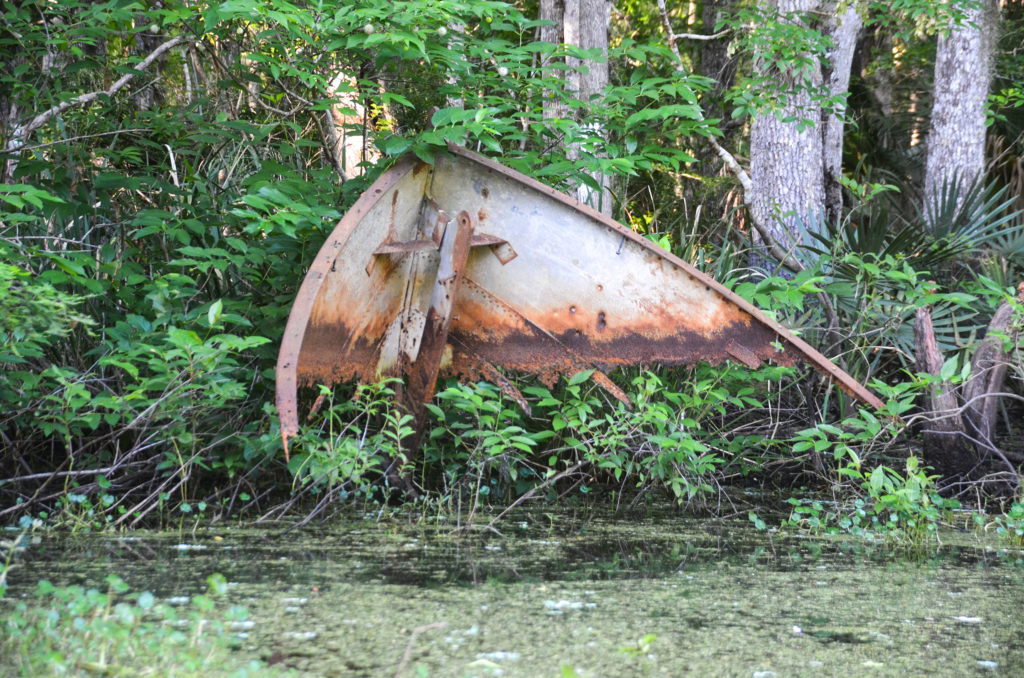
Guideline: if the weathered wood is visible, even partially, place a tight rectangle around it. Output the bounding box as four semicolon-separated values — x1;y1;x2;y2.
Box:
912;296;1024;478
963;301;1017;445
913;304;977;476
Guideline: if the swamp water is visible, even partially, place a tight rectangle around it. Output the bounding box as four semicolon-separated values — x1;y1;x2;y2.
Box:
4;508;1024;677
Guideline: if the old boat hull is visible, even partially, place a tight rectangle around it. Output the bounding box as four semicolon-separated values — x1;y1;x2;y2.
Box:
277;144;884;453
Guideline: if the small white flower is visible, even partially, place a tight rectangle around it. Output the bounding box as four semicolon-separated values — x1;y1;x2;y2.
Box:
497;66;509;77
437;26;448;37
363;24;375;35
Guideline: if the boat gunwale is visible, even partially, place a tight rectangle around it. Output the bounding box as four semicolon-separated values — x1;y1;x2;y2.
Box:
276;145;884;449
275;153;424;445
441;144;883;410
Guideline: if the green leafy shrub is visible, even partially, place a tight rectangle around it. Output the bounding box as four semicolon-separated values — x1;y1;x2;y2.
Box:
416;361;792;506
784;379;962;543
287;379;412;496
986;501;1024;545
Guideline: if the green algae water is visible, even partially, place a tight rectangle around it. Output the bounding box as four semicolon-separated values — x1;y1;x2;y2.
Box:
4;508;1024;677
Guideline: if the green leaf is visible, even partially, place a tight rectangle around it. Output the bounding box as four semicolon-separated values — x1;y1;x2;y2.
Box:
138;591;155;609
381;135;411;156
207;299;224;326
939;356;958;382
567;369;594;386
869;467;887;494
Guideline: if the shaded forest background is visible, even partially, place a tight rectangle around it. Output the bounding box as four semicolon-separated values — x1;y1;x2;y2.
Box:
2;0;1023;532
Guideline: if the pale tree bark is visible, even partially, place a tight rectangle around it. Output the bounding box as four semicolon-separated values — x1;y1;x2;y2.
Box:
746;1;863;271
822;4;863;223
322;74;382;182
538;0;613;215
748;0;826;267
916;0;1007;478
923;0;999;212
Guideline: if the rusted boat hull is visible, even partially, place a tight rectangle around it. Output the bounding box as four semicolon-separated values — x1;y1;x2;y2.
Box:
277;144;884;455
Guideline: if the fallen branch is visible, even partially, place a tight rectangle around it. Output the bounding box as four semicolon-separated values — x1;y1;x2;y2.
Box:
4;36;187;156
394;622;448;678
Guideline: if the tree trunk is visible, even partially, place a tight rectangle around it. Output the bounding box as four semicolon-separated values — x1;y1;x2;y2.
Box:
822;4;862;224
538;0;613;215
914;305;977;477
322;74;381;181
914;0;1001;478
133;13;163;111
1;56;22;184
699;0;737;113
748;1;862;270
749;0;825;267
696;0;738;189
962;300;1019;445
914;290;1022;479
923;0;999;212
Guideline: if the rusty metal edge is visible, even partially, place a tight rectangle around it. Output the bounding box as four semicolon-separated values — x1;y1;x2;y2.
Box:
277;146;885;457
444;143;885;411
276;154;425;456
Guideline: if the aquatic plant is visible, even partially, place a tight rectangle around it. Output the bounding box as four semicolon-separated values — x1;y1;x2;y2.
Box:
0;573;274;677
987;500;1024;545
784;379;963;544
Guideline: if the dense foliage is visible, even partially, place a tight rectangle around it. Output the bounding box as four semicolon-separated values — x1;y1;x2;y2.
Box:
1;0;1023;537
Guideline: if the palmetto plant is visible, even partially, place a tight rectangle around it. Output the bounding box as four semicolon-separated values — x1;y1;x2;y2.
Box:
799;174;1024;359
807;174;1024;280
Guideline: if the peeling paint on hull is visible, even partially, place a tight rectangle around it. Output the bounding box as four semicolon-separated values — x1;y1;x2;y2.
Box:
276;144;884;455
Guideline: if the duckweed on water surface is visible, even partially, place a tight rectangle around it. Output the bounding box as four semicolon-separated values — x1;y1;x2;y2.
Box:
3;509;1024;677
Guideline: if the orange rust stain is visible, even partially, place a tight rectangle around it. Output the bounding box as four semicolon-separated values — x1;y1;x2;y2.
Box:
308;285;398;339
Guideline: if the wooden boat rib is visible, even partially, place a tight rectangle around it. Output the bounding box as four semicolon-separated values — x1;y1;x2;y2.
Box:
276;143;884;458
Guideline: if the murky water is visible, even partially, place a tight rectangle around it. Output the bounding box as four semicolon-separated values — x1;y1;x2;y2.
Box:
5;507;1024;676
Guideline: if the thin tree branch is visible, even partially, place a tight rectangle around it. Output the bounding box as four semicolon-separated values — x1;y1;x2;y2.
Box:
4;36;187;154
678;29;730;41
706;135;806;274
0;128;152;156
657;0;730;61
